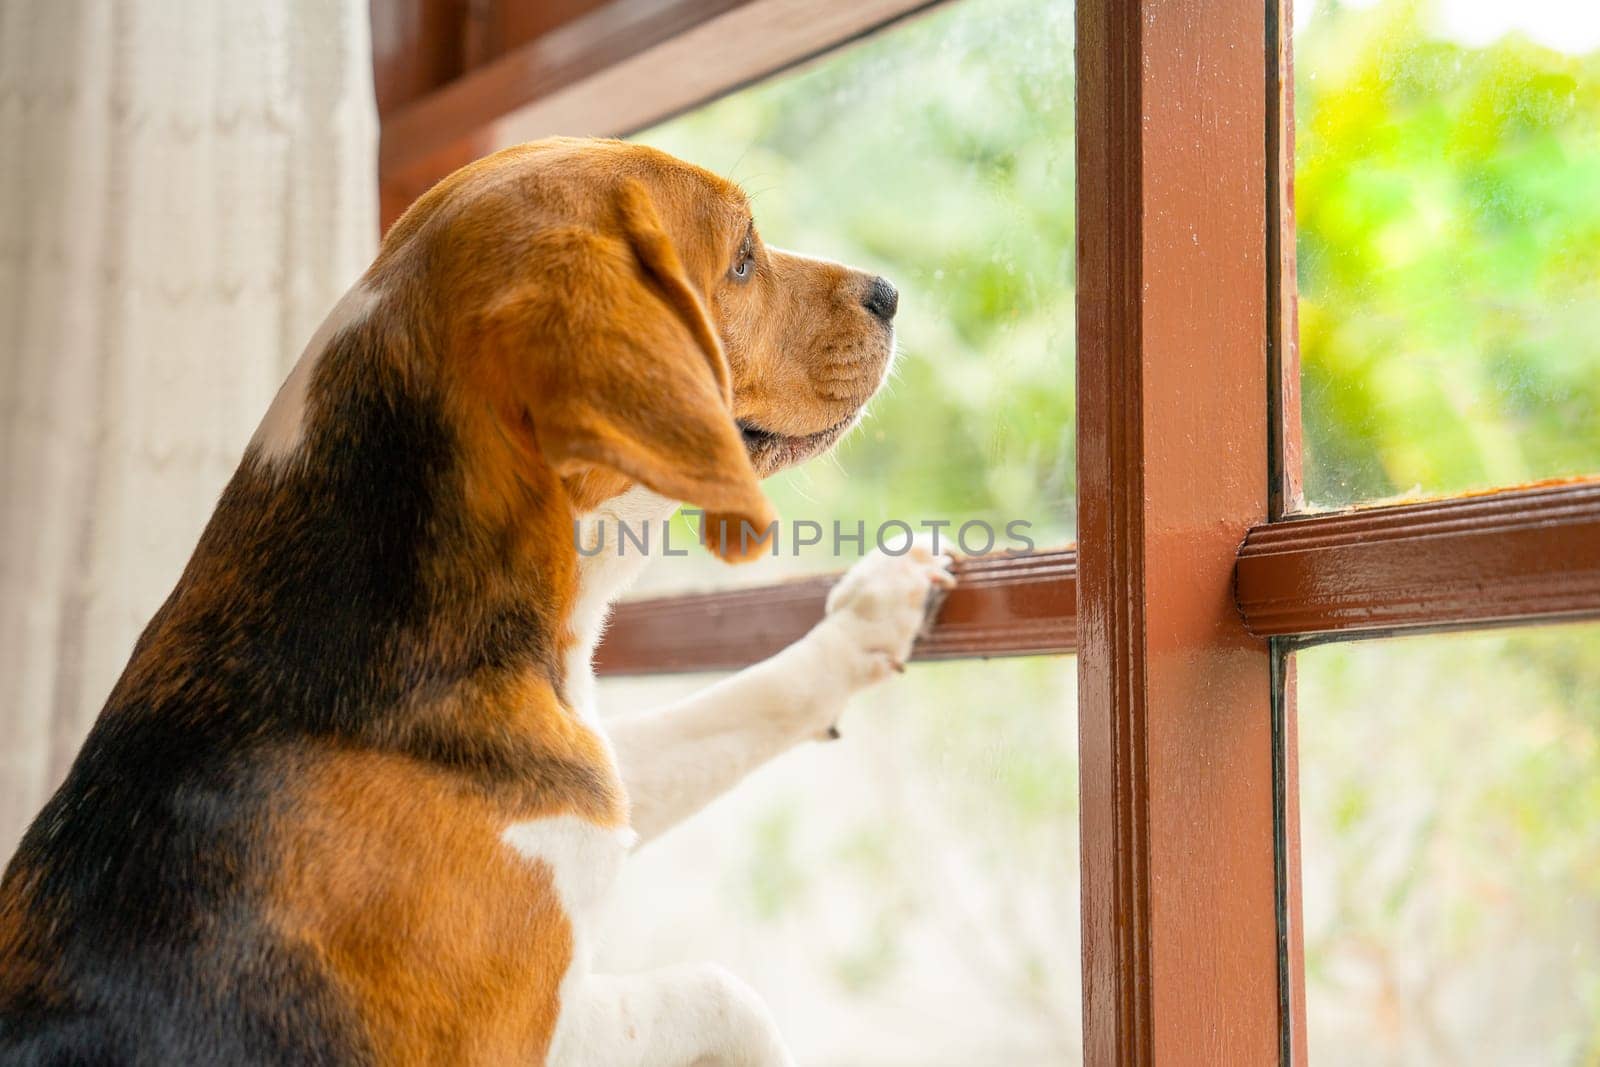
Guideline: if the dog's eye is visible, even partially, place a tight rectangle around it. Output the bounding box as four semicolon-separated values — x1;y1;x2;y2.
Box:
730;238;755;282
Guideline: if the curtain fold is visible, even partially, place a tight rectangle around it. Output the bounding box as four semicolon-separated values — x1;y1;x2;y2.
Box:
0;0;378;856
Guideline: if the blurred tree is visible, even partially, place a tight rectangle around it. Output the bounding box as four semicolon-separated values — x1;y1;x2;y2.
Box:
646;0;1078;550
1296;0;1600;503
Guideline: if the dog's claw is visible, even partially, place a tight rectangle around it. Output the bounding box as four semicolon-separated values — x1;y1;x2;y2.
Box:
918;583;952;638
824;724;841;741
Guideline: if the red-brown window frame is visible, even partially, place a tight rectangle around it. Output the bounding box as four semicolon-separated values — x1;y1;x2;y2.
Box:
372;1;1600;1061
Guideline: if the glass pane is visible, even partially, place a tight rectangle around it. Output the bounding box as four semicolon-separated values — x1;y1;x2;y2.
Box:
597;658;1081;1065
1294;0;1600;507
628;0;1076;595
1296;624;1600;1063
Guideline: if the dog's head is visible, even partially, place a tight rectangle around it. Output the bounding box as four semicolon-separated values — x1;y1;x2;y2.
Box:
379;137;896;561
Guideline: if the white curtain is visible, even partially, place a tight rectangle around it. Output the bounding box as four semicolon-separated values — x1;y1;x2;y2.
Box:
0;0;378;857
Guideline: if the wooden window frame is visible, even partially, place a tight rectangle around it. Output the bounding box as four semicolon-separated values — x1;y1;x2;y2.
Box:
371;1;1600;1060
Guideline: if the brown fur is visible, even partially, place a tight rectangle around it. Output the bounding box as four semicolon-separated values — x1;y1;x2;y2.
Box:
270;743;602;1066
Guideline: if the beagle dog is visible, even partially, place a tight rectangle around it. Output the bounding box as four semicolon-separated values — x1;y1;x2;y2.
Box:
0;138;953;1065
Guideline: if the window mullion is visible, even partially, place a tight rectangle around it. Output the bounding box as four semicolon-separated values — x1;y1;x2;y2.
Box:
1075;0;1280;1061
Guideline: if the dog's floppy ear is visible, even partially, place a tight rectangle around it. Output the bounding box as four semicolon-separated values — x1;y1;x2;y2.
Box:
479;178;775;562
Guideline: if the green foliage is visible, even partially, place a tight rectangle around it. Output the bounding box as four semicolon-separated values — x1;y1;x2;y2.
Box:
1296;0;1600;503
738;806;810;921
645;0;1078;547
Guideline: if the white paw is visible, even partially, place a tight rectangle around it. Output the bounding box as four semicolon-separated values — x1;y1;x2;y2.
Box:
817;538;957;696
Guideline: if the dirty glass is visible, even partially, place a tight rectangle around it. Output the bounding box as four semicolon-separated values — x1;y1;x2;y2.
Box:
1294;0;1600;507
1296;623;1600;1063
597;656;1081;1066
626;0;1076;595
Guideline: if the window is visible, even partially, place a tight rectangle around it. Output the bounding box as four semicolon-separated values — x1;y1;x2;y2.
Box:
598;660;1080;1065
1294;0;1600;507
373;0;1600;1059
1297;624;1600;1063
592;10;1083;1061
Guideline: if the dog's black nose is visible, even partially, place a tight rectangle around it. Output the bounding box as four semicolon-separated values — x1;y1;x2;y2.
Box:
862;276;898;323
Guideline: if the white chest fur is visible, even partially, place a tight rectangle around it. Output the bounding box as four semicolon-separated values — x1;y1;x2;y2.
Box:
500;815;637;923
561;486;679;726
501;814;637;1060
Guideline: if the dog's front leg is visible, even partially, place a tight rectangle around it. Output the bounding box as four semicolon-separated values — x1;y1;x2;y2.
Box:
551;962;793;1067
608;544;954;845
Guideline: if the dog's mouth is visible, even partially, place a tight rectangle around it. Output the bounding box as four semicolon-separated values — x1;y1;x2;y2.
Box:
737;414;857;474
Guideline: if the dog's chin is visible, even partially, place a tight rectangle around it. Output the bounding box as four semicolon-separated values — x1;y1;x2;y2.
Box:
739;414;858;477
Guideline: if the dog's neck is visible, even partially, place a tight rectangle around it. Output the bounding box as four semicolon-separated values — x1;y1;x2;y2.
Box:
564;486;680;723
